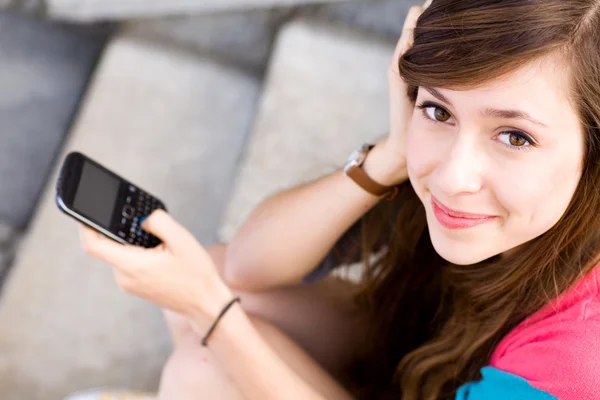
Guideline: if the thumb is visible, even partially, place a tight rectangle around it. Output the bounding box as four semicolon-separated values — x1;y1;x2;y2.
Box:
140;209;193;254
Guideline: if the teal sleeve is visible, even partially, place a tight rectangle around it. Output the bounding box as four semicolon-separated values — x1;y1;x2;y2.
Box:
455;366;557;400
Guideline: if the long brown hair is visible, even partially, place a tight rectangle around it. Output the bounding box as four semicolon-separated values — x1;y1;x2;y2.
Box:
344;1;600;398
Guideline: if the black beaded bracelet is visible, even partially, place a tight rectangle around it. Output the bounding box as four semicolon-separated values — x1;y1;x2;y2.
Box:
201;297;242;347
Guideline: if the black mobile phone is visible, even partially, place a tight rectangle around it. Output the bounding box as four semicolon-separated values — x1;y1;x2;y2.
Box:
55;151;167;248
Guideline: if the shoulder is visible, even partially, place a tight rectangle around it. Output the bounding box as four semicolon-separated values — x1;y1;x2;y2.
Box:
481;266;600;399
456;266;600;399
489;314;600;399
455;316;600;399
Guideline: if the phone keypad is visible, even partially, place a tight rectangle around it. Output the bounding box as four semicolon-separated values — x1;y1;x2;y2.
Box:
118;189;165;248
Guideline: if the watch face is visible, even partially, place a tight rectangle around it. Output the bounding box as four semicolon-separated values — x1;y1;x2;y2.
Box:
347;150;361;163
361;143;374;152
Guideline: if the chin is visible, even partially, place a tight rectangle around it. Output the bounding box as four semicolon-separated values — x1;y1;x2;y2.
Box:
436;249;487;265
428;231;497;266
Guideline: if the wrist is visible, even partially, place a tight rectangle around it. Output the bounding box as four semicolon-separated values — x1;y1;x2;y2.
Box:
190;280;234;329
211;302;247;342
201;296;241;346
362;141;408;187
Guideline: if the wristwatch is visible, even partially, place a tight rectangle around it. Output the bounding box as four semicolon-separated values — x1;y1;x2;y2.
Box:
343;143;399;201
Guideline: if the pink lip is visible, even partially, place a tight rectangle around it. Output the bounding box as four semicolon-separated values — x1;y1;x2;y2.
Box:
431;196;497;230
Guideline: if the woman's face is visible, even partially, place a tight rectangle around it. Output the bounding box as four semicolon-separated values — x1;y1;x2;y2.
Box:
406;56;585;265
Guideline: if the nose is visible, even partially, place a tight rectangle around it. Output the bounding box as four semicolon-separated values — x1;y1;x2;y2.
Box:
433;135;483;197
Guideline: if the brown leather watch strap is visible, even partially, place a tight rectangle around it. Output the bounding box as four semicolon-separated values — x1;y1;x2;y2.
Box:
346;165;399;201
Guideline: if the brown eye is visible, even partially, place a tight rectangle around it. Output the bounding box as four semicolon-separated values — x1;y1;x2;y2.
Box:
434;108;451;122
417;103;454;124
498;131;534;152
508;133;526;146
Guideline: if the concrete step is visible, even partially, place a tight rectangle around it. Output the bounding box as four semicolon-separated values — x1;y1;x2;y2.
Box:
219;19;394;263
46;0;349;22
0;12;107;230
306;0;421;40
125;8;294;73
0;0;44;14
125;0;418;74
0;36;260;399
0;220;20;291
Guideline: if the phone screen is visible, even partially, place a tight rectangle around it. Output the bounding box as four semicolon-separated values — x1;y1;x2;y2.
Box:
57;151;166;248
72;161;120;228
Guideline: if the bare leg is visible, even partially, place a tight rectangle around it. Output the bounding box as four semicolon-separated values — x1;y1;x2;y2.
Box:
158;327;246;399
161;244;368;381
159;314;352;400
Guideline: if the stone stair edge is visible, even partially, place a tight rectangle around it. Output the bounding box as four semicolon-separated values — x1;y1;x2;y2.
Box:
274;16;397;55
117;24;269;77
45;0;352;22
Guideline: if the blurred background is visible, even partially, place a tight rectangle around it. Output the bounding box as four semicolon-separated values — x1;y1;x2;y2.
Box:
0;0;420;398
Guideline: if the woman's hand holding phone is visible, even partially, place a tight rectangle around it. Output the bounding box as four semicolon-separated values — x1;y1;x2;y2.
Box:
78;209;233;332
370;0;431;186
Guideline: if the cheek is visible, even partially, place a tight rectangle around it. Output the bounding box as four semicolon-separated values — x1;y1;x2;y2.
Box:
495;160;579;231
406;126;425;195
406;119;442;186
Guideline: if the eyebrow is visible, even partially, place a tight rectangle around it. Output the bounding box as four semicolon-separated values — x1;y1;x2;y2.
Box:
423;87;549;128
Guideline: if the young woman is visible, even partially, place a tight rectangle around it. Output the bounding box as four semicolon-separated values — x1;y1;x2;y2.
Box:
73;0;600;398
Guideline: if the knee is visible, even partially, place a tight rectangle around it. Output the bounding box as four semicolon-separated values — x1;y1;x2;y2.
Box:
205;243;251;290
163;315;279;374
204;244;274;318
194;244;293;337
162;332;213;379
159;317;277;399
159;330;244;399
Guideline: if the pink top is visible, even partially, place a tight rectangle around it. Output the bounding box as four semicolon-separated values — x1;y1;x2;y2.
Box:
488;264;600;399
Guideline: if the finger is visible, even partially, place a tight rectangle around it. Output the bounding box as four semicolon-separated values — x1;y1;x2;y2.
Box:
391;6;425;73
78;223;104;241
402;5;423;32
140;209;193;254
399;6;424;51
424;0;433;10
78;224;107;247
78;223;146;267
112;267;134;293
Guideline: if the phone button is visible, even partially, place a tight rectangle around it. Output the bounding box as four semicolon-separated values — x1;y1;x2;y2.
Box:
118;231;126;238
122;205;135;219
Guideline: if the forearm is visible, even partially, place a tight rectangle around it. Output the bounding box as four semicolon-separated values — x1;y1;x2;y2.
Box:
225;141;407;290
202;304;354;400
